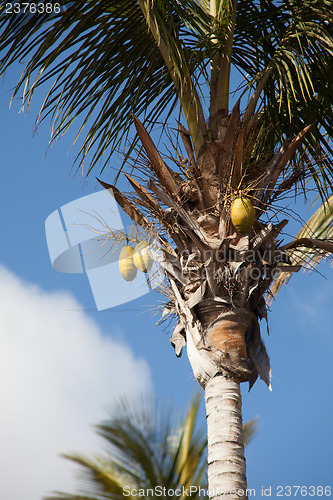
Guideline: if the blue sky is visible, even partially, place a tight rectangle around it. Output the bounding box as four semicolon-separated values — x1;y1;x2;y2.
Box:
0;62;333;499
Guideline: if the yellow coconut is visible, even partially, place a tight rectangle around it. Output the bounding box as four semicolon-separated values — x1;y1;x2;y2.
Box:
133;240;153;273
230;197;255;233
119;246;137;282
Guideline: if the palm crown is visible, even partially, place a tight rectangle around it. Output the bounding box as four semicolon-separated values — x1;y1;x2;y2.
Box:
1;1;333;498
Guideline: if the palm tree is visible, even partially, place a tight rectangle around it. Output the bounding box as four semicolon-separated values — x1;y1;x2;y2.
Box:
44;394;257;500
1;1;333;498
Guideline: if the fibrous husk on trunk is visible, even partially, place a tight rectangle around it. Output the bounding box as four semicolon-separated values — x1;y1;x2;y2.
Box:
186;302;271;388
199;306;254;382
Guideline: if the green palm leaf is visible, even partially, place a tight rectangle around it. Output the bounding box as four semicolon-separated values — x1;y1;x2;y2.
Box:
0;0;209;173
43;394;207;500
234;0;333;200
1;0;332;199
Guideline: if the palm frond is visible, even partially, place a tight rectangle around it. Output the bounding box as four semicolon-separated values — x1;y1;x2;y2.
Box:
1;0;333;200
43;392;257;499
175;393;206;488
269;195;333;300
43;394;208;500
235;0;333;201
0;0;208;174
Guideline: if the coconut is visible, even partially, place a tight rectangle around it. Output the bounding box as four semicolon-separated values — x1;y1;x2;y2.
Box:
133;240;153;273
119;246;137;281
230;197;255;233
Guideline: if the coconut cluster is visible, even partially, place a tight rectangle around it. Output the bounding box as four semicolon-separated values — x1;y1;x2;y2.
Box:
119;240;153;281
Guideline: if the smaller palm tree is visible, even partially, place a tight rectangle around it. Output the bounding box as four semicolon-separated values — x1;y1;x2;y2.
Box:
44;394;256;500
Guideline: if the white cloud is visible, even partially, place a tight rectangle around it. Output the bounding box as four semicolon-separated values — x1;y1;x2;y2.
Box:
0;265;152;500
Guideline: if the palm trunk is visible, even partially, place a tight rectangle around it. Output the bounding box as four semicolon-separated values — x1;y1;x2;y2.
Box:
205;374;247;500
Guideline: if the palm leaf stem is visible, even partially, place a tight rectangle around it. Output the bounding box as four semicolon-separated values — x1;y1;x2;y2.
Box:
136;0;207;157
243;69;272;125
210;0;238;132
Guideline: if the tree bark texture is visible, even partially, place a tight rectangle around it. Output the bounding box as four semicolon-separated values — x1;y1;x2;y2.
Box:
184;303;269;498
205;374;248;500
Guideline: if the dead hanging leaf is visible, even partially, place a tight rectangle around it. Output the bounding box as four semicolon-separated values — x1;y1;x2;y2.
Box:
280;237;333;254
97;178;149;228
178;121;205;210
170;323;186;357
160;302;176;320
124;174;167;224
132;115;179;198
256;298;270;335
273;219;289;236
247;358;258;391
222;99;241;156
186;281;206;309
148;248;188;285
148;180;216;250
246;319;272;390
275;265;301;272
251;223;274;250
230;126;244;190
